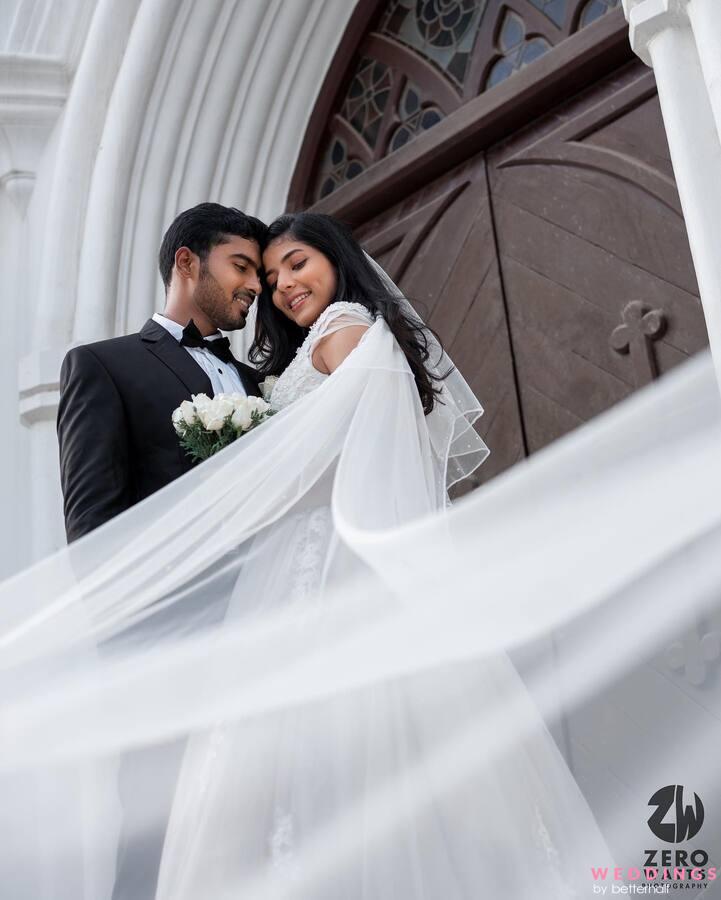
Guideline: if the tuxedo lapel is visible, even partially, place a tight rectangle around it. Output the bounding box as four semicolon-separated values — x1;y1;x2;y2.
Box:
140;319;214;397
231;361;261;397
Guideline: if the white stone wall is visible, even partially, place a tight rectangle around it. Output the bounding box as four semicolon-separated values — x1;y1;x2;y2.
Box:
0;0;360;576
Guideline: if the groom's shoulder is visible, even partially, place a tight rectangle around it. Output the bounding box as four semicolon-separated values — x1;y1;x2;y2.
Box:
61;323;156;380
63;332;142;365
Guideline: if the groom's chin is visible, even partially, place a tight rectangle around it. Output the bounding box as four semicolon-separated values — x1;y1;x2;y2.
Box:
220;312;246;331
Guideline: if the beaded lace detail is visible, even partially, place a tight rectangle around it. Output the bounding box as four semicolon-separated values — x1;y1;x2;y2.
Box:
270;302;374;411
532;802;579;898
269;807;300;888
266;506;332;888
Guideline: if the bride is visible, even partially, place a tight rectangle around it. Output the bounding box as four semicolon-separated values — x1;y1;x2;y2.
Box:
151;212;608;899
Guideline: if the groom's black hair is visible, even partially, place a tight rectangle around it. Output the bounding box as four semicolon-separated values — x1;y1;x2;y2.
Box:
158;203;267;289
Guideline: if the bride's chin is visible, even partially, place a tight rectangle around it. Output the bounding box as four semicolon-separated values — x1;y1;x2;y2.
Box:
291;308;313;327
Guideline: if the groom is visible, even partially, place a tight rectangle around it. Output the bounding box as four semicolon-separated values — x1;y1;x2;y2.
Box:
56;203;266;900
57;202;266;543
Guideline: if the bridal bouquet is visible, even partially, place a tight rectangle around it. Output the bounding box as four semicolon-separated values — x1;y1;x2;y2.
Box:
172;392;273;461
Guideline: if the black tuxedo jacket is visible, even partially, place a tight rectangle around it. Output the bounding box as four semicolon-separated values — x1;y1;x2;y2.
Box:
57;318;261;543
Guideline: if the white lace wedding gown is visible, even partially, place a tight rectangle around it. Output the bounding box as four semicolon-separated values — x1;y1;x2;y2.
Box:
153;303;607;900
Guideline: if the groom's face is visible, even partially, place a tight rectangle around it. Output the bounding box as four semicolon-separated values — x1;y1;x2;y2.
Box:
193;236;262;331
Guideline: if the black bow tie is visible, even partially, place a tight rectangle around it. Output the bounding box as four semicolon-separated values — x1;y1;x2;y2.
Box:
179;320;234;364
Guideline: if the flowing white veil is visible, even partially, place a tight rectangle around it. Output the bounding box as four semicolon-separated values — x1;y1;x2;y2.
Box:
1;260;721;899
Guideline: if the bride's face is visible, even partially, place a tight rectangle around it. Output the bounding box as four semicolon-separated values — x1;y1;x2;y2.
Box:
263;237;338;328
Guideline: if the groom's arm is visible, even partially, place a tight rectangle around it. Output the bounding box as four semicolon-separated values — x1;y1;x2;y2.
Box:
57;346;133;543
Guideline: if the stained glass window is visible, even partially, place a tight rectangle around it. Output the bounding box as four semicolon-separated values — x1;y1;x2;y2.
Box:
380;0;487;89
341;58;393;150
578;0;620;28
486;11;551;90
316;139;366;200
388;81;445;152
309;0;626;202
528;0;568;27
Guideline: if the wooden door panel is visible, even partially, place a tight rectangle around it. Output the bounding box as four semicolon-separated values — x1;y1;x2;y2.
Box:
357;154;526;484
363;159;486;323
492;68;696;294
425;207;496;344
493;199;706;354
501;256;633;385
488;61;708;453
364;183;468;285
492;161;696;297
447;268;526;483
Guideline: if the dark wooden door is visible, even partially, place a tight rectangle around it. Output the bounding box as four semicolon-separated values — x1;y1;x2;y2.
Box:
356;61;708;482
487;61;706;454
356;153;526;486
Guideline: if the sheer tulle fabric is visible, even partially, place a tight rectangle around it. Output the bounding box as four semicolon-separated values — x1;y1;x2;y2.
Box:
2;306;721;898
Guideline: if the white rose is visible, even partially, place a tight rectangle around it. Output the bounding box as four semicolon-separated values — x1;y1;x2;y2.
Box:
179;400;197;426
191;393;212;415
231;403;253;432
199;410;226;431
212;395;235;420
171;407;184;434
195;398;225;432
259;377;278;401
247;396;269;414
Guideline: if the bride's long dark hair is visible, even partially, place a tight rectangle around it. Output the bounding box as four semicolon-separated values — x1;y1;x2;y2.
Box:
250;212;446;414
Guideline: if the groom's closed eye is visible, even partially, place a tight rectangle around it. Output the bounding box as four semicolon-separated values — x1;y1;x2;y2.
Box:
228;252;260;273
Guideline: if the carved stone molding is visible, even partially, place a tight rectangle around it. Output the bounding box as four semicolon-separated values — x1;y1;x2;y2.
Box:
609;300;667;387
18;346;69;425
0;169;34;214
622;0;690;65
0;53;68;214
666;623;721;687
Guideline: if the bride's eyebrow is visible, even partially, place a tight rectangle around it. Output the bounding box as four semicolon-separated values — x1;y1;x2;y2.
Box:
265;248;305;279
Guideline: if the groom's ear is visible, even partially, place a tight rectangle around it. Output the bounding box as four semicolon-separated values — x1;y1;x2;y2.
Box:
174;246;197;282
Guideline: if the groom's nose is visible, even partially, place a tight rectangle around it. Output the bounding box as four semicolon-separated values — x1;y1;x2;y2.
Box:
247;272;261;294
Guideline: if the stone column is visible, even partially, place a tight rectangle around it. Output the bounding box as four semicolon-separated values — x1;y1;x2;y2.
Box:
0;53;68;573
623;0;721;391
16;0;142;563
683;0;721;148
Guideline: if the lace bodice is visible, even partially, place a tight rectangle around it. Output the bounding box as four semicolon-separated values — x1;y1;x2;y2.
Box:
269;302;375;411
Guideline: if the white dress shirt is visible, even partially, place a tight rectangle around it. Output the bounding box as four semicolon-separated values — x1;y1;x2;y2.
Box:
152;313;247;396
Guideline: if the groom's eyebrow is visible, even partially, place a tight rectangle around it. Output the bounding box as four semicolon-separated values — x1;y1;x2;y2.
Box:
229;252;259;269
